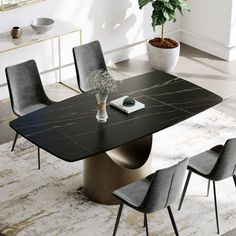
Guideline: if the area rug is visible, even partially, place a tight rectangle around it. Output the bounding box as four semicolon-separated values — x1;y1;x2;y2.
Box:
1;108;236;236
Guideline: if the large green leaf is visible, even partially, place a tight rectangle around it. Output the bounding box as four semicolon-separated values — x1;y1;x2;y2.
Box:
165;8;176;20
165;2;174;10
152;9;166;31
138;0;153;9
139;0;190;35
163;10;170;20
152;0;164;11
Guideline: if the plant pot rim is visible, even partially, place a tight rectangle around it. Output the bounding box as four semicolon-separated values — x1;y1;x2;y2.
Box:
147;38;180;50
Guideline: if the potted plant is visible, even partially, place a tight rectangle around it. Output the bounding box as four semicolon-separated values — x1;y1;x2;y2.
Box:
138;0;190;72
87;70;117;123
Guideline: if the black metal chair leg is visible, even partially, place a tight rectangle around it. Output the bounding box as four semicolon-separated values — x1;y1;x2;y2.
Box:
37;147;40;170
167;206;179;236
213;181;220;234
11;132;19;151
233;175;236;188
143;213;146;227
144;213;149;236
178;171;192;210
113;203;123;236
206;180;211;197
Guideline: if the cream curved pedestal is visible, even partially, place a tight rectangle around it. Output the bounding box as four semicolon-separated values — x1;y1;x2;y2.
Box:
83;135;153;205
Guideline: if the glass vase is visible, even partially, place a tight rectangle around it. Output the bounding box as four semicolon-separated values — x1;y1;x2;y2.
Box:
96;93;108;123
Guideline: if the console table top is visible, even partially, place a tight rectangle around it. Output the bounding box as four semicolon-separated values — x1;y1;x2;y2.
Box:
0;19;80;53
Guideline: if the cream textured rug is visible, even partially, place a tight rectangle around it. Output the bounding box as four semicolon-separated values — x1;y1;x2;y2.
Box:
1;108;236;236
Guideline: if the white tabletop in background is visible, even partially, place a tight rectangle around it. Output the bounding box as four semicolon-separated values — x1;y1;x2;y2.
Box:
0;19;80;53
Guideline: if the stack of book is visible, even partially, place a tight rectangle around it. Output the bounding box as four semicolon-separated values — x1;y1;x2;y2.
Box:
110;96;145;114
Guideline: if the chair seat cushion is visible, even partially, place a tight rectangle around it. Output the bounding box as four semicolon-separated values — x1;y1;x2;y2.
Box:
188;145;223;177
112;176;152;208
17;100;55;116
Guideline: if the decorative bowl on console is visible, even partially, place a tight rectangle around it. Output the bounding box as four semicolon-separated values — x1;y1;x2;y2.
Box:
30;18;54;34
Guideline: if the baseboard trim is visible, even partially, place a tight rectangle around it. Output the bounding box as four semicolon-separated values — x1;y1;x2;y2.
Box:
103;39;147;65
103;29;182;65
229;45;236;61
180;29;233;61
103;29;236;62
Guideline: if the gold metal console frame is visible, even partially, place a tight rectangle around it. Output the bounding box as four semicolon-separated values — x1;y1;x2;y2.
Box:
57;32;82;93
0;19;82;93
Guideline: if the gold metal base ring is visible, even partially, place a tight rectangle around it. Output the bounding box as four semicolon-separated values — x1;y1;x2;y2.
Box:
83;135;153;205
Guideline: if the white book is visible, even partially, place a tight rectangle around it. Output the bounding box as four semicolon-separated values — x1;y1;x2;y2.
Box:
110;96;145;114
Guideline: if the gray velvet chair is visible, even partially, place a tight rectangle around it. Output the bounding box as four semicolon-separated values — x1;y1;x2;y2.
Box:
111;158;189;236
5;59;55;169
178;138;236;234
73;40;107;92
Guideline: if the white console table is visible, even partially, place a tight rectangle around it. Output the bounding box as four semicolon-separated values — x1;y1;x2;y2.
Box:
0;19;82;92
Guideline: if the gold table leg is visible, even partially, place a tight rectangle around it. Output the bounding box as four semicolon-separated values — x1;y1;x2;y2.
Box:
83;135;153;205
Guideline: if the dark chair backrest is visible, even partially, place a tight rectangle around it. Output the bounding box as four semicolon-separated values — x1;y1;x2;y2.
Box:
5;60;50;117
209;138;236;181
73;40;107;92
140;158;188;213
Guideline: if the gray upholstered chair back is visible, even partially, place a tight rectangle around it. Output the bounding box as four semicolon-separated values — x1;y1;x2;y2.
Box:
210;138;236;181
73;40;107;92
5;60;49;117
140;158;188;213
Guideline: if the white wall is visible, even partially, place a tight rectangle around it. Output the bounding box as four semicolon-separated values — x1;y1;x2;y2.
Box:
181;0;234;60
1;0;236;101
229;0;236;60
0;0;182;100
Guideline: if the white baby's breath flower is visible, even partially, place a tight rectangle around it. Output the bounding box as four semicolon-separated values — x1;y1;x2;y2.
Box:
87;70;117;95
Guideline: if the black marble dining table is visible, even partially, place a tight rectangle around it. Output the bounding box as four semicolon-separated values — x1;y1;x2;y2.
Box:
10;70;222;162
10;70;222;204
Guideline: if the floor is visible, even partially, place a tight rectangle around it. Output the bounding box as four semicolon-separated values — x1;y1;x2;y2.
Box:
1;43;236;235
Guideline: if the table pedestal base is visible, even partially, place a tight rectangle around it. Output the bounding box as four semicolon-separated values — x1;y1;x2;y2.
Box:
83;135;153;205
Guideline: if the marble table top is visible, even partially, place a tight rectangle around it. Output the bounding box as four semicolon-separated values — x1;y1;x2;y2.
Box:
10;70;222;162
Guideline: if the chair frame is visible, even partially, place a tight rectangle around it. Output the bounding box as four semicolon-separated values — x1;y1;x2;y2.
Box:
5;59;54;170
113;203;179;236
178;170;236;234
112;159;188;236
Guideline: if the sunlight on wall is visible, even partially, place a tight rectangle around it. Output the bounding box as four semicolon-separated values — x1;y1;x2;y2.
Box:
230;0;236;47
0;0;181;100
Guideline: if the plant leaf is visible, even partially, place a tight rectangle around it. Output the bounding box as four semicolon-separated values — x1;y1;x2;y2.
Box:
138;0;153;9
140;0;190;33
163;10;170;20
165;2;174;10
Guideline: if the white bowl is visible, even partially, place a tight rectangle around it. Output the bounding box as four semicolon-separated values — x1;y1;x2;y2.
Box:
30;18;54;34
